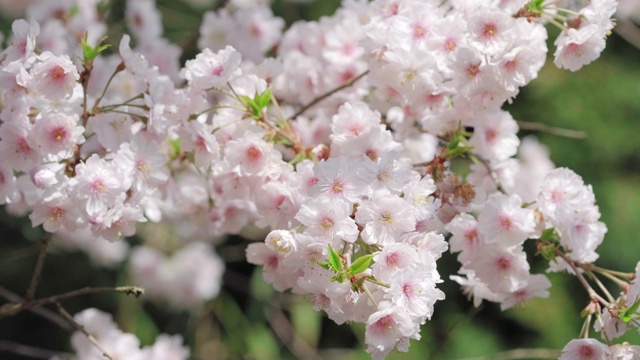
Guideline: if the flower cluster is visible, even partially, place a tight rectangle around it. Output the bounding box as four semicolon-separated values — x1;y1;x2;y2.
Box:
0;0;632;358
61;308;190;360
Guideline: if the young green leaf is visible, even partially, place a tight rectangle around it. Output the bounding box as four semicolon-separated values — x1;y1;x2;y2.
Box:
327;244;343;272
622;298;640;322
81;35;111;62
348;254;374;275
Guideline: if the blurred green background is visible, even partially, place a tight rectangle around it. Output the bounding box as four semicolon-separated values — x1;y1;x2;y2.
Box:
1;1;640;359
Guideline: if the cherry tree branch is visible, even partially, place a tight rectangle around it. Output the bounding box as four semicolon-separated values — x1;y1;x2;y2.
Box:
0;286;72;331
0;286;144;318
517;120;586;139
290;70;369;120
553;249;611;307
0;340;71;360
456;348;562;360
55;302;113;360
25;233;53;301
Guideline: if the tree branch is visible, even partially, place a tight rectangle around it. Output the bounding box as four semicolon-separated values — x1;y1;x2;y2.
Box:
0;286;72;331
25;233;53;301
290;70;369;120
517;120;586;139
55;302;113;360
0;286;144;318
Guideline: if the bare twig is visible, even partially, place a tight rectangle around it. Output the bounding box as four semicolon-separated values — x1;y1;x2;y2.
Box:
25;233;53;301
456;348;562;360
0;286;72;331
0;340;72;360
615;19;640;51
474;154;507;194
55;302;113;360
265;305;322;360
554;250;611;307
290;70;369;120
517;120;586;139
1;286;144;318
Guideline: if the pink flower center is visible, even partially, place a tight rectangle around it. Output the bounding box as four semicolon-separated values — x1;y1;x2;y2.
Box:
499;215;513;231
413;24;427;39
91;179;106;193
211;64;224;77
485;128;497;143
373;315;394;332
318;217;334;231
50;126;67;142
246;145;262;162
465;228;478;245
467;64;480;79
50;207;64;222
496;256;511;271
307;176;319;187
17;138;32;154
330;180;344;194
482;23;497;38
578;344;594;357
380;211;393;224
551;190;564;204
250;23;262;38
265;254;279;271
49;65;65;80
444;38;457;52
365;149;378;161
386;253;400;268
402;283;414;297
136;159;150;174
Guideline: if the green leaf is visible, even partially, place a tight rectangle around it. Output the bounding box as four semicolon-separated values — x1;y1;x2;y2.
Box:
255;87;272;109
538;244;557;262
327;244;343;271
81;35;110;62
540;227;558;242
317;261;330;270
348;254;374;275
622;298;640;322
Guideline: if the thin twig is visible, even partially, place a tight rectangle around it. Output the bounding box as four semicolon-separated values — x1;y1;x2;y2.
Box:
55;302;113;360
1;286;144;318
0;340;72;360
474;154;507;194
554;250;611;307
0;286;72;331
265;305;322;360
457;348;562;360
93;62;124;110
517;120;586;139
290;70;369;120
25;233;53;301
586;270;616;304
615;19;640;51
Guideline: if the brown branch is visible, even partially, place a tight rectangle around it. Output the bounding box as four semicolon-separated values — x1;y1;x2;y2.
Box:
615;19;640;51
553;250;611;307
517;120;586;139
265;305;322;360
0;286;72;331
0;286;144;318
290;70;369;120
55;302;113;360
25;233;53;301
0;340;72;360
456;348;562;360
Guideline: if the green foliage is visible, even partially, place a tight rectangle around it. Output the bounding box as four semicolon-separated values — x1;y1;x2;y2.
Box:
81;35;110;63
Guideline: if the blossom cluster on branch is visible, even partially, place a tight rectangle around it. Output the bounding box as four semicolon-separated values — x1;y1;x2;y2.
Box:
0;0;637;359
